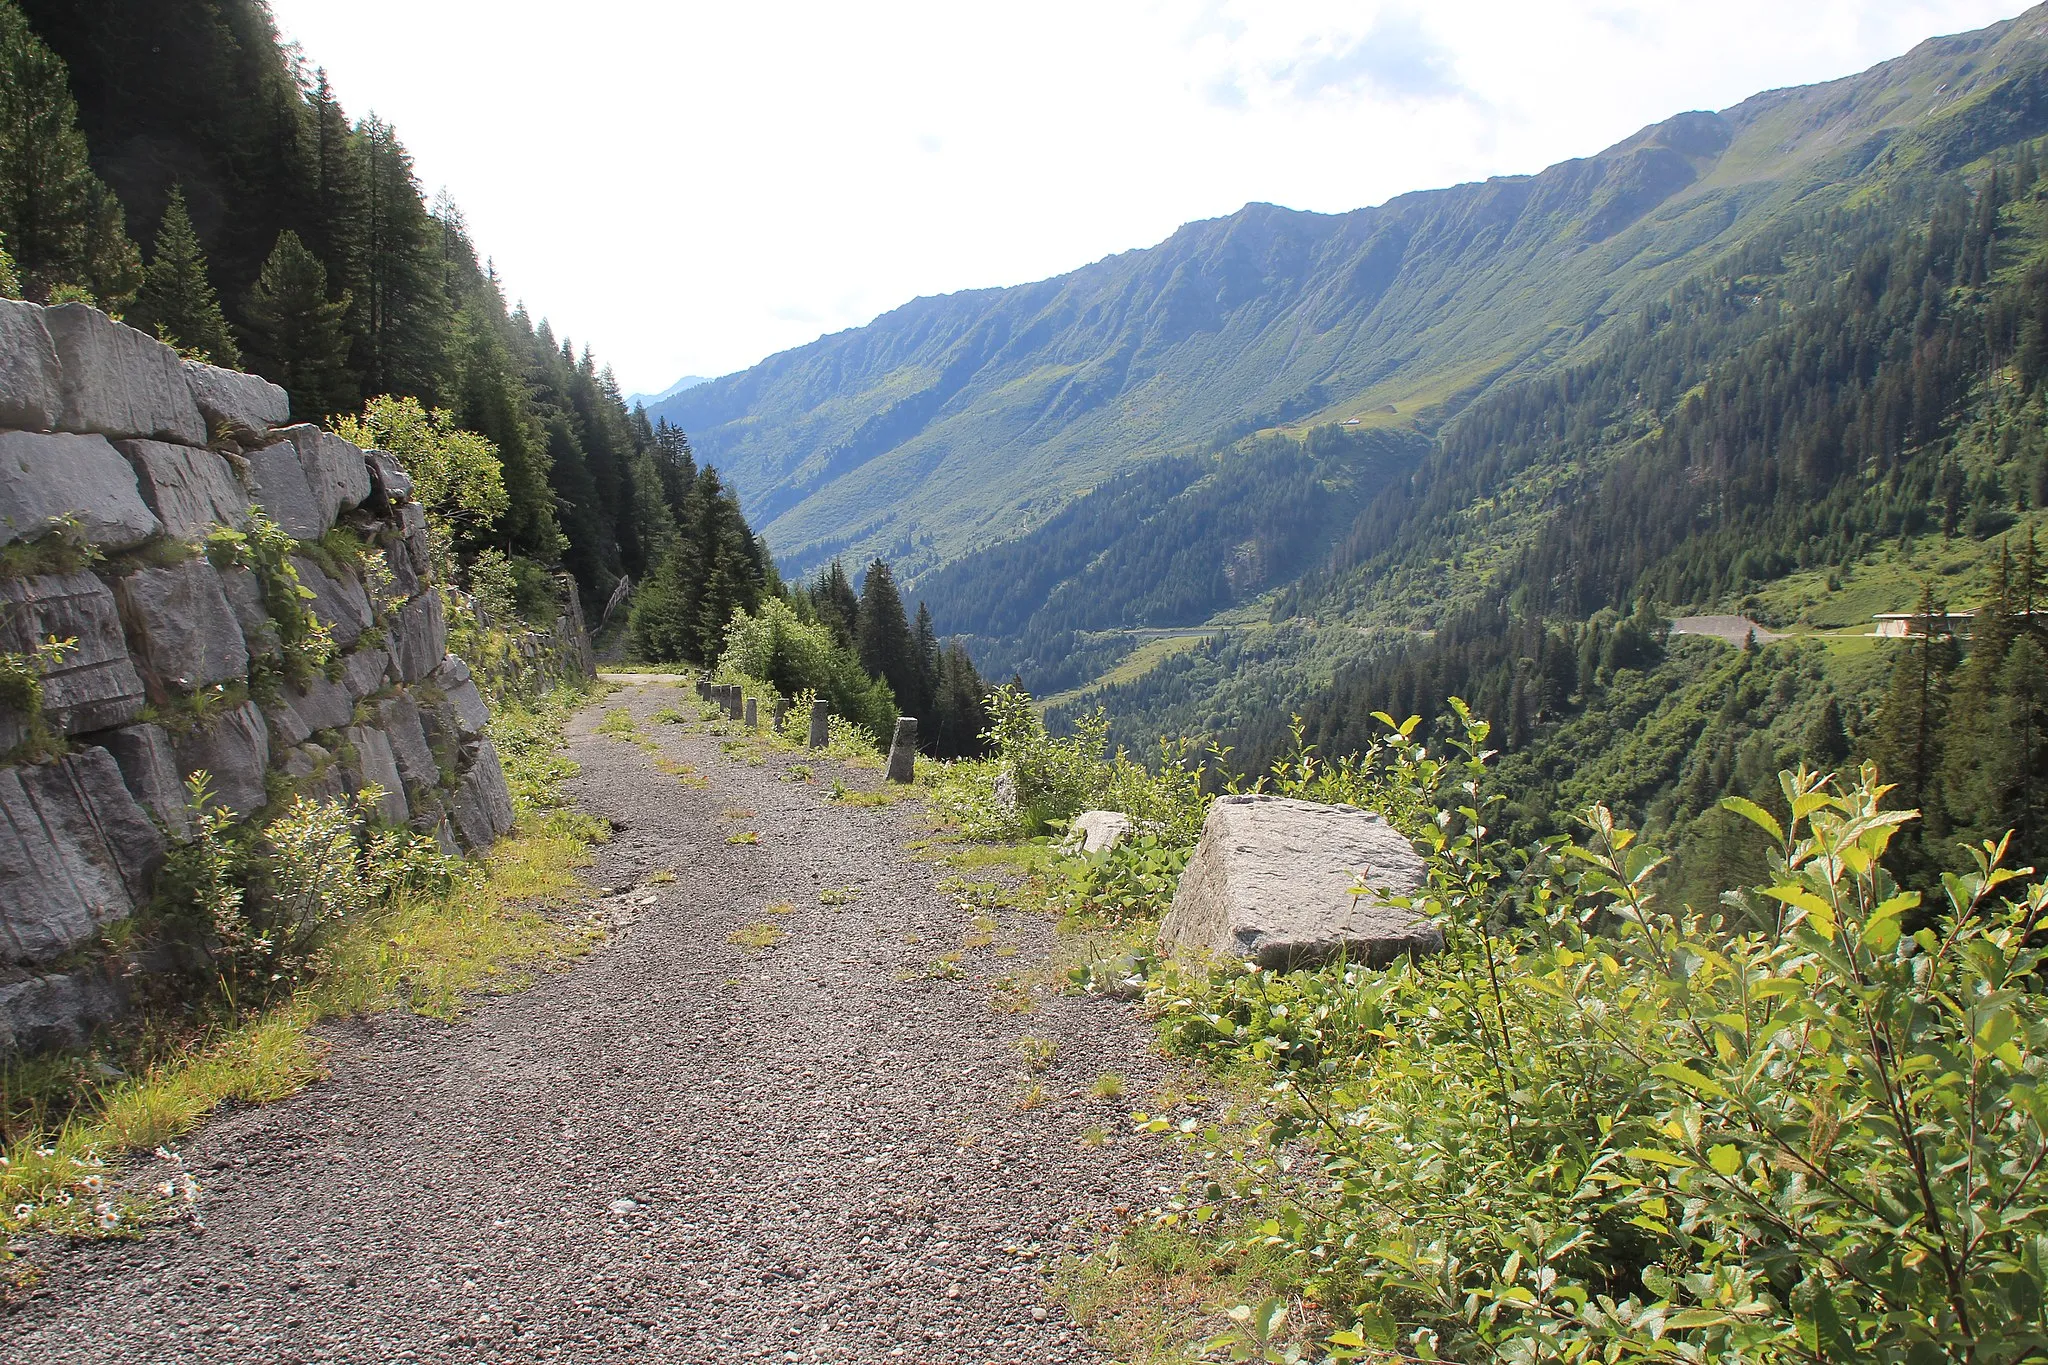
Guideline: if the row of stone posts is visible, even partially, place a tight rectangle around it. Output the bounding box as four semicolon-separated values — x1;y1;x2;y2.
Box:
691;677;917;782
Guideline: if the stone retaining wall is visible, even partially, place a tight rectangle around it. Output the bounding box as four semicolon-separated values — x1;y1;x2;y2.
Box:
0;300;565;1053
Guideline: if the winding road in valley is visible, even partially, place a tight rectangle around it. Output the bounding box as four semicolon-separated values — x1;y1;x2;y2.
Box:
8;679;1181;1364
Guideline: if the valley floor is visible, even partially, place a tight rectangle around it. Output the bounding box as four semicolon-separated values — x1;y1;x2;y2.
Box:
6;680;1176;1364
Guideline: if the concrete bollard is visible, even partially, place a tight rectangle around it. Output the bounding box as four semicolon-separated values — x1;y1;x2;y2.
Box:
772;698;789;734
886;716;918;784
744;696;758;730
808;698;830;749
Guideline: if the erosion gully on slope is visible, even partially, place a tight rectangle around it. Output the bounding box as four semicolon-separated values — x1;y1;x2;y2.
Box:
7;679;1186;1364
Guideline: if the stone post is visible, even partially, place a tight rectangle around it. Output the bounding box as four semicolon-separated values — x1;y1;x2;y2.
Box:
772;698;789;734
886;716;918;784
744;696;758;730
807;699;831;749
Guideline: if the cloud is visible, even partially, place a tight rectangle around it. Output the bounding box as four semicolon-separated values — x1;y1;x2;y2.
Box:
1275;11;1464;103
1203;72;1248;108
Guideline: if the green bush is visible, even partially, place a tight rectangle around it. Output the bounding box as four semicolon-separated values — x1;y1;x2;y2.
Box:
1151;701;2048;1365
718;597;895;744
1051;834;1190;923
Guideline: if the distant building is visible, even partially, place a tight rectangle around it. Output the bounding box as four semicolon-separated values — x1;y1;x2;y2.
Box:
1874;610;1976;639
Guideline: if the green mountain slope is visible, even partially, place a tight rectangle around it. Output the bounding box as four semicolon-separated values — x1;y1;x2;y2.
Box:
658;5;2048;579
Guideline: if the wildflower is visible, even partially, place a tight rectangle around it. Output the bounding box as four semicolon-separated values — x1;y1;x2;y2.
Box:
11;1204;30;1220
81;1175;102;1192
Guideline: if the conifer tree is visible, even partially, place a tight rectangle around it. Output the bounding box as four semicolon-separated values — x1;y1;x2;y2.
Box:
857;560;917;714
813;560;860;650
1869;582;1957;872
912;601;941;721
243;229;354;420
1802;695;1851;771
132;186;240;365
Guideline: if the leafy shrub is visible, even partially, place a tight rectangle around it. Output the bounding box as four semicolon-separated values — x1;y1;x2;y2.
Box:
1150;701;2048;1365
1052;834;1191;923
204;513;335;685
718;598;896;743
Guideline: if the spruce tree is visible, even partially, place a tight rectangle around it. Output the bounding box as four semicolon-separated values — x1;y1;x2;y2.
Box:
1802;695;1851;771
857;560;917;712
911;601;940;721
1869;582;1957;872
243;229;354;420
814;560;860;650
133;186;240;365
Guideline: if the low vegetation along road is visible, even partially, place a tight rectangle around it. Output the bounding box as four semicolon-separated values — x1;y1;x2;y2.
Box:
10;680;1178;1364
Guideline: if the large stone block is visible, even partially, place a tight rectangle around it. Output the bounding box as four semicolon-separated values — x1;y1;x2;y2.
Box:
100;722;196;841
173;700;270;820
43;304;206;444
0;965;131;1054
380;525;422;598
1061;810;1133;856
242;435;326;539
283;673;353;733
343;725;408;826
217;564;281;659
390;589;446;683
0;570;144;734
181;359;288;435
115;439;250;541
340;645;391;700
283;741;348;805
113;558;249;695
0;430;161;550
1160;795;1437;971
0;298;62;430
0;747;165;965
398;502;431;578
429;654;490;738
375;693;438;797
365;448;414;509
450;737;514;850
286;427;370;529
291;554;372;649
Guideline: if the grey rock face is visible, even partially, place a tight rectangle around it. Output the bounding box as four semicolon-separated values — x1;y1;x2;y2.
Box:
100;722;196;842
180;359;288;434
115;439;250;540
283;741;348;805
43;304;207;444
389;589;446;682
375;694;438;797
381;526;421;598
242;436;327;540
450;737;514;850
0;429;162;550
1061;810;1133;856
261;694;312;750
429;654;490;738
217;564;281;658
284;674;353;733
113;558;249;694
291;554;372;649
886;716;917;783
173;700;271;819
1160;795;1437;971
365;448;414;508
0;299;62;430
0;571;144;735
0;747;165;965
398;502;431;579
340;646;391;700
343;725;408;826
287;427;370;528
0;966;131;1055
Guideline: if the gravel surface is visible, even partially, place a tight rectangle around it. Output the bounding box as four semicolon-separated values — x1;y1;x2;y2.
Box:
8;680;1184;1363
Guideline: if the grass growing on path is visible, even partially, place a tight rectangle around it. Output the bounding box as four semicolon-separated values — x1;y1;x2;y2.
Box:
0;682;606;1250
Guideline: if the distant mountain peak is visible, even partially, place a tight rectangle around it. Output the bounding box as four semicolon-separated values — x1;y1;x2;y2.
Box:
626;374;710;409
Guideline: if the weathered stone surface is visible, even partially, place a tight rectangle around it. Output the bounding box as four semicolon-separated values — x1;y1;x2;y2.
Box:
0;429;161;550
390;589;446;682
112;558;249;694
381;526;422;598
283;741;348;805
100;722;196;841
343;725;408;825
173;700;270;819
450;737;514;850
0;299;62;430
242;435;326;540
0;747;164;965
44;304;207;445
284;674;353;733
429;654;490;738
886;716;917;783
375;694;437;797
398;501;431;577
261;694;312;750
291;554;372;649
180;359;288;434
217;565;281;658
0;966;131;1054
808;698;830;749
1062;810;1133;856
114;439;250;540
365;448;414;509
1160;795;1437;971
0;571;144;734
287;427;371;528
341;646;391;700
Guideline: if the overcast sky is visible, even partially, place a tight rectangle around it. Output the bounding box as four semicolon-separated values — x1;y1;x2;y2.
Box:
264;0;2030;396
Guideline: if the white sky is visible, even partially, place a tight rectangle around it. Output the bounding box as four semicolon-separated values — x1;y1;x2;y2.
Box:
264;0;2031;396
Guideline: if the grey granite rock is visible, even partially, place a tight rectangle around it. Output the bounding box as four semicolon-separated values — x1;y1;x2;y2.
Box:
375;694;438;797
0;747;164;965
287;427;370;528
1160;795;1437;971
291;554;372;649
0;965;131;1054
172;700;270;820
261;694;312;750
365;448;414;508
100;722;196;841
217;564;281;658
0;570;144;734
0;429;161;550
114;439;250;540
0;298;62;430
398;501;430;578
1061;810;1133;856
389;589;446;683
340;645;391;699
429;654;490;738
380;526;421;598
180;359;288;434
450;737;514;850
343;725;408;826
43;303;207;444
112;558;249;695
283;741;348;805
283;674;353;733
242;434;326;540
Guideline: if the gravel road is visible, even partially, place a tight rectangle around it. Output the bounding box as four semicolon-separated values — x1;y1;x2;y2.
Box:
8;679;1182;1363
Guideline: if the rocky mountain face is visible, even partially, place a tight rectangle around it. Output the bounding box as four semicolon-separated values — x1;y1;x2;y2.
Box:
654;4;2048;581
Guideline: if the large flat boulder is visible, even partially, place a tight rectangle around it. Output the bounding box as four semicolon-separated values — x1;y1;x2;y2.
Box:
43;303;207;445
284;426;370;529
0;430;161;550
242;435;327;540
0;570;144;735
0;747;165;965
180;359;287;435
0;298;62;430
113;558;249;695
390;588;446;682
173;699;271;820
115;439;250;540
1160;795;1437;971
291;554;372;649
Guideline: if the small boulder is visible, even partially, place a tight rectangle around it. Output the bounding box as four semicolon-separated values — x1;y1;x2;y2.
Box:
290;554;372;649
180;359;287;435
0;747;164;965
285;427;370;528
0;299;62;430
115;439;250;540
241;434;326;539
216;564;281;659
375;693;438;797
428;654;490;738
43;304;206;445
342;725;408;826
1061;810;1133;856
0;430;161;550
283;673;353;734
1160;795;1437;971
112;558;249;695
100;723;197;841
389;589;447;683
0;570;144;735
450;737;515;850
365;448;414;508
339;645;391;700
173;699;270;820
0;965;132;1055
